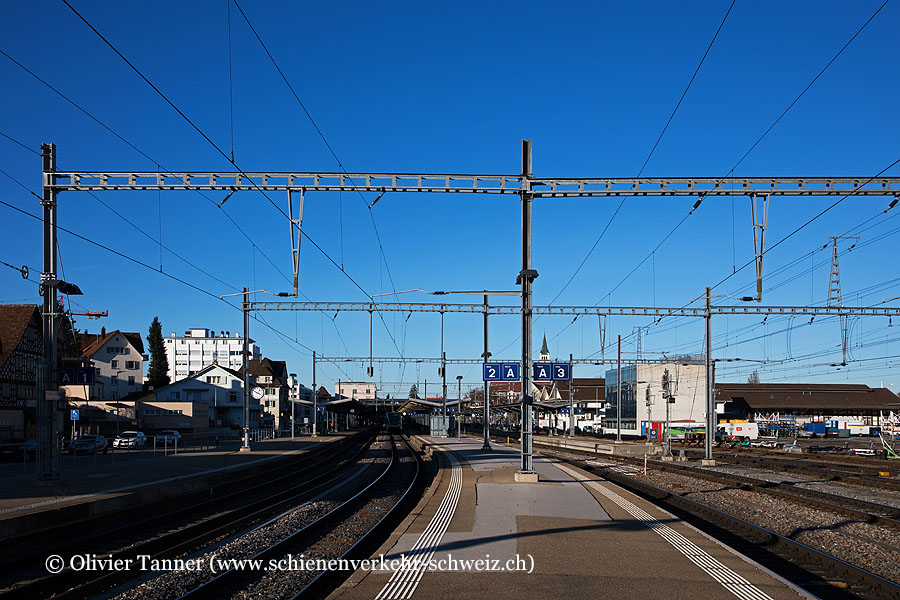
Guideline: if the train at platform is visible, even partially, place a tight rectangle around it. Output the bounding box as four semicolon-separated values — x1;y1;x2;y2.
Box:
385;411;403;433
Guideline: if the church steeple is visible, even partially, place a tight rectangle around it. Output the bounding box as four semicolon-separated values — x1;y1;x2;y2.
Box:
539;334;550;361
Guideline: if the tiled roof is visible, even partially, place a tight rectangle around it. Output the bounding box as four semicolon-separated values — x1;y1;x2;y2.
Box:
0;304;40;371
716;383;899;411
80;330;145;357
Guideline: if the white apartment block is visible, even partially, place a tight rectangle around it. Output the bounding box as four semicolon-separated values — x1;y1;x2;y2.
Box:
164;328;261;382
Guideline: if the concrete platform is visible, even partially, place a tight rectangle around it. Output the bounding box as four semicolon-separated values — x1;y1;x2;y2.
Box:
0;433;354;539
330;436;810;600
533;434;660;456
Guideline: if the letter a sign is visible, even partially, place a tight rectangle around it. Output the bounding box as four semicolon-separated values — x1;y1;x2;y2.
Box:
533;362;552;381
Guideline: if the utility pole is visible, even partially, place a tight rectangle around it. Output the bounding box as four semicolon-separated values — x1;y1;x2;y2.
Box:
482;294;492;451
290;373;296;440
312;351;317;437
827;235;859;365
568;353;575;437
518;139;537;479
616;334;622;442
38;143;60;482
663;368;673;457
241;287;251;452
442;351;448;435
704;286;715;464
457;375;462;440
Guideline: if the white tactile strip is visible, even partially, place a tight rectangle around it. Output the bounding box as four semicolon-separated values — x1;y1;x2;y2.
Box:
376;447;462;600
556;463;775;600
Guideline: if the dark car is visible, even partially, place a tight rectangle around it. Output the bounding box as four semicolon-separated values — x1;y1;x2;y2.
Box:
0;438;37;461
69;435;108;455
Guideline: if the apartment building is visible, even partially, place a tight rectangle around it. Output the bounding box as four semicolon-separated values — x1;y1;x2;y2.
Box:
164;328;260;381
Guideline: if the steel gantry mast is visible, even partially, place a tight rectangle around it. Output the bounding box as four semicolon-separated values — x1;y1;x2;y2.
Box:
42;141;900;475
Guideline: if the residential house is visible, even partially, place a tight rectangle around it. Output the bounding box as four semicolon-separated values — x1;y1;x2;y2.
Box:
248;358;288;430
0;305;42;439
62;327;144;402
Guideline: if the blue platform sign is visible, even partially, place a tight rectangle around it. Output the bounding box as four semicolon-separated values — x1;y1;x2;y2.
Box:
500;363;520;381
70;409;79;421
482;363;502;381
58;367;95;386
552;363;572;381
533;362;552;381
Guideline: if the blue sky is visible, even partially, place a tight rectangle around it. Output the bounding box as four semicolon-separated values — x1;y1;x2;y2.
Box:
2;1;899;397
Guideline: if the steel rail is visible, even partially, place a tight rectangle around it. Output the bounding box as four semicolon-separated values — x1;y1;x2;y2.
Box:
574;456;900;600
290;435;425;600
3;431;376;600
175;434;411;600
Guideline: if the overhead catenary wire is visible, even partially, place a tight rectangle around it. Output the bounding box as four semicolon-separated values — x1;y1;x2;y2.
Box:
546;1;736;308
0;194;356;380
53;3;405;361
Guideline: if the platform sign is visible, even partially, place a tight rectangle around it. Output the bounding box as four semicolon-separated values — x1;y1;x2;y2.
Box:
58;367;95;386
482;363;502;381
552;363;571;381
533;362;552;381
500;363;520;381
70;409;79;421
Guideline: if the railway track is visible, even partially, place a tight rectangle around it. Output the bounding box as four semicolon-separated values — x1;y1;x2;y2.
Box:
482;431;900;598
0;430;369;572
569;454;900;600
0;430;380;600
705;452;900;491
174;433;423;600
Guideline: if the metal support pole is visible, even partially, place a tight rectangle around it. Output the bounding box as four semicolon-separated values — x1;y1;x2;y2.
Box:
616;335;622;442
705;286;714;462
291;377;295;440
568;353;575;436
368;308;374;377
38;143;59;481
441;311;447;434
312;351;317;437
520;139;535;475
442;351;447;435
242;288;251;451
457;375;462;440
482;294;491;451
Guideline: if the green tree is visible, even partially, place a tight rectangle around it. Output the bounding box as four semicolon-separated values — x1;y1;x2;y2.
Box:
146;317;170;389
408;384;418;399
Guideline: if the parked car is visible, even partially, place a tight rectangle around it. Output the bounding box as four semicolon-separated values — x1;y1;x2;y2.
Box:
114;431;147;449
782;444;803;453
0;438;37;461
156;430;181;444
69;435;108;455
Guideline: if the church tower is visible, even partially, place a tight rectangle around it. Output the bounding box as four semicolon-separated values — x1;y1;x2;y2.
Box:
539;334;550;362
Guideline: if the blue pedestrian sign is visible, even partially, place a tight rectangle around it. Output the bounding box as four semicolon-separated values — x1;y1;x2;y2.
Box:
533;362;552;381
483;363;502;381
70;409;79;421
500;363;520;381
552;363;571;381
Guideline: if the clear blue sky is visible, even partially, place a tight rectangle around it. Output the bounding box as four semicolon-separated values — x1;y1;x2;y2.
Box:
2;1;899;396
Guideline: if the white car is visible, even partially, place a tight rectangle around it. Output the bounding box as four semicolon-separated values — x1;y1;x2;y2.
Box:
114;431;147;449
156;430;181;444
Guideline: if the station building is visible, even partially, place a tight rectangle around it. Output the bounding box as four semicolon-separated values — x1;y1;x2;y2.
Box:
715;382;899;433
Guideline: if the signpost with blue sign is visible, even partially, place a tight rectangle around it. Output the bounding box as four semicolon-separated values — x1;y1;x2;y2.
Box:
533;362;552;381
58;367;95;386
483;363;501;381
70;409;79;421
500;363;520;381
552;362;571;381
483;362;521;382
